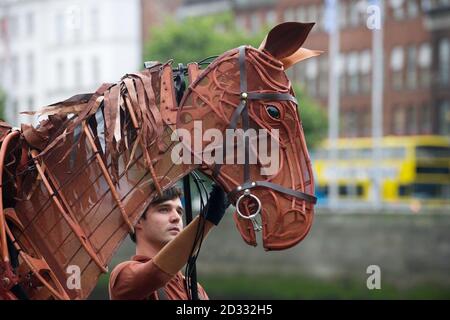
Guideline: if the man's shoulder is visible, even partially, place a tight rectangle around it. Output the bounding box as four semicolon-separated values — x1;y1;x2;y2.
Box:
109;260;141;282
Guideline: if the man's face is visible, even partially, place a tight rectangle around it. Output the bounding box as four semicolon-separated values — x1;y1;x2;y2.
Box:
136;197;184;249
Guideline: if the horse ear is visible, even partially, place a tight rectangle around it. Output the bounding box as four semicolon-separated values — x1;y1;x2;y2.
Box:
258;22;315;61
280;47;324;70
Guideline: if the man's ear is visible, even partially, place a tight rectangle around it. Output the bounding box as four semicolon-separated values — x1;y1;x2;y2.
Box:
135;217;144;231
258;22;323;69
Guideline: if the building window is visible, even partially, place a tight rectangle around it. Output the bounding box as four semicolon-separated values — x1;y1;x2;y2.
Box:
405;105;417;135
92;56;100;85
406;0;419;18
91;7;99;40
420;102;432;134
347;52;359;95
418;43;432;88
74;59;82;88
55;13;64;44
318;56;329;97
11;55;18;85
339;1;348;28
27;96;34;110
343;109;358;137
359;50;371;93
265;10;277;26
306;58;318;97
362;110;371;136
27;52;34;85
307;5;318;31
438;101;450;135
316;3;323;31
338;53;347;95
308;4;318;21
0;58;4;84
421;0;432;11
390;46;404;90
66;5;82;43
438;38;449;86
393;105;405;135
349;1;361;27
391;0;405;20
295;63;306;87
250;12;260;33
12;99;19;125
236;15;246;31
406;44;417;89
296;7;306;22
56;60;65;89
283;8;295;22
26;12;34;37
9;15;18;38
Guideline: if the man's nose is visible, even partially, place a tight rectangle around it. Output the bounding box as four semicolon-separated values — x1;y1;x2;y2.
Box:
169;209;180;222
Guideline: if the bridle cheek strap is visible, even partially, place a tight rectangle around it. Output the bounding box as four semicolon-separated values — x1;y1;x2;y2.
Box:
213;46;317;206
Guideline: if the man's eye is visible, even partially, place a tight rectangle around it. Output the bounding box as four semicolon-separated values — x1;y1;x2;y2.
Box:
160;208;169;213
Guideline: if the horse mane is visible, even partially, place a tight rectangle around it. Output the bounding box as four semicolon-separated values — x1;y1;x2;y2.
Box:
22;62;169;184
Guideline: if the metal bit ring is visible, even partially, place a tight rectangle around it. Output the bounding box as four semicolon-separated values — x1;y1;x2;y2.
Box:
235;189;261;220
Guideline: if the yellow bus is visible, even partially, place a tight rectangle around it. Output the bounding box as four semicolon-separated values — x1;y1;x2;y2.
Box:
311;135;450;207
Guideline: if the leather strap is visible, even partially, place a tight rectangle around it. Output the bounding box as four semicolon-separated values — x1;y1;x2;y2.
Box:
212;46;316;205
228;181;317;204
157;288;168;300
247;92;298;104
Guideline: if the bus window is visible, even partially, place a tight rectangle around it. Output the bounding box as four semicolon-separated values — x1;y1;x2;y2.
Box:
356;184;364;196
312;149;329;159
339;185;348;196
416;146;450;158
413;184;443;199
399;185;412;196
416;166;450;174
399;183;450;199
381;147;406;159
337;184;364;198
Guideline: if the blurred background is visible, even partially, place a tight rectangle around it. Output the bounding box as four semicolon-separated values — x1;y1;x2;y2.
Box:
0;0;449;299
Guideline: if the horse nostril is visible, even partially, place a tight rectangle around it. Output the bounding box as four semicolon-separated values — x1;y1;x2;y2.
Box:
266;105;280;119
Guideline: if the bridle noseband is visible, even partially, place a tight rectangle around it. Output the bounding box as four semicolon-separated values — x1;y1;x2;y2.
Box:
213;46;317;230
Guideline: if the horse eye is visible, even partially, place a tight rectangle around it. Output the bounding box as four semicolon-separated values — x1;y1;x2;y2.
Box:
266;105;280;119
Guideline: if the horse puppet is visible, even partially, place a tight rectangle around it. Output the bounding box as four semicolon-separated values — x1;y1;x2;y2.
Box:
0;22;321;300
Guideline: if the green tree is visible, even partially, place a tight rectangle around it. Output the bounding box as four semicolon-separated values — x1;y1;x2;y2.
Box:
144;13;266;64
292;83;328;148
144;13;327;148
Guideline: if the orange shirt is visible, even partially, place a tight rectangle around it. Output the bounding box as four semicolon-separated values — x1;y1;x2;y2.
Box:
109;255;209;300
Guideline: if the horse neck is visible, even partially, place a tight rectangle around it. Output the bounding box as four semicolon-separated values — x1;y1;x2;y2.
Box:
123;64;201;194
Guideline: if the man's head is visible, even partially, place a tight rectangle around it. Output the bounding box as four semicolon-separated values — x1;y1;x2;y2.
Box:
131;186;184;250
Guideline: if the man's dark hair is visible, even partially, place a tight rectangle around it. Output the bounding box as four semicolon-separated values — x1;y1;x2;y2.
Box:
129;186;183;243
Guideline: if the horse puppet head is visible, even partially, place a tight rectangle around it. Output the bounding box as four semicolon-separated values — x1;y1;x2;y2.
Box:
176;22;322;250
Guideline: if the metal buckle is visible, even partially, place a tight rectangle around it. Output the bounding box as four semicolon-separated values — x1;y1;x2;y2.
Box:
235;189;262;232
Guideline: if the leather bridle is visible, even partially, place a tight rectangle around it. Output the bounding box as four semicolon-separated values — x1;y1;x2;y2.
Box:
213;46;316;226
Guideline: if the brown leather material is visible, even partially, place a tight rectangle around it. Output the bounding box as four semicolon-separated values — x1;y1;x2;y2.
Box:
0;22;319;299
160;64;179;129
280;48;323;70
178;43;316;251
258;22;315;60
21;124;50;151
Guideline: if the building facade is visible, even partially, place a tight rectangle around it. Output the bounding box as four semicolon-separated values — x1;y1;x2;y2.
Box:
0;0;141;126
233;0;450;137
